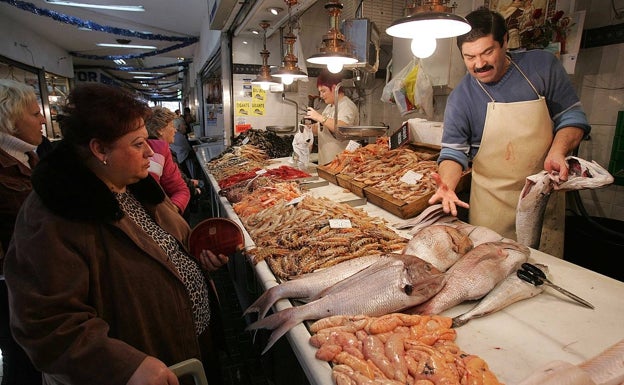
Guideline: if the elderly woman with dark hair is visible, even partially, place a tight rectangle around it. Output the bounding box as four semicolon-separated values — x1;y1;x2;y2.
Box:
4;83;227;385
0;78;45;385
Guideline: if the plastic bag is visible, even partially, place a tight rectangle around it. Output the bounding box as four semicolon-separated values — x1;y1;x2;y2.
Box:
292;125;314;170
381;58;417;105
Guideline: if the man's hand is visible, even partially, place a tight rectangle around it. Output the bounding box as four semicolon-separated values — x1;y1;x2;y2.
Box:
428;172;469;217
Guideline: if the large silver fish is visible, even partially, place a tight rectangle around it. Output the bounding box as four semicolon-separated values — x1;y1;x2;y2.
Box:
516;156;614;249
516;338;624;385
451;263;548;327
411;241;530;315
403;224;473;271
246;254;446;354
243;255;382;320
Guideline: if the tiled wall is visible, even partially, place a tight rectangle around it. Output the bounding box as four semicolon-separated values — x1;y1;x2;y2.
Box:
573;42;624;221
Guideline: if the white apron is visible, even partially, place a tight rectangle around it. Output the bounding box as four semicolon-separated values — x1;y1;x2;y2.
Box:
469;60;565;257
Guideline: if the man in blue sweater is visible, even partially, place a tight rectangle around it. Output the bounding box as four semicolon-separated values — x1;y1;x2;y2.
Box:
428;8;590;256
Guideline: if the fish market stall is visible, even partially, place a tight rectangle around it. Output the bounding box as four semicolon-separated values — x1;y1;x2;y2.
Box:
196;150;624;385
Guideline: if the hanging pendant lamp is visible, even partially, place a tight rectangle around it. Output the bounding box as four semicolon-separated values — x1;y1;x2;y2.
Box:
386;0;471;39
306;0;357;74
251;21;281;90
273;0;308;85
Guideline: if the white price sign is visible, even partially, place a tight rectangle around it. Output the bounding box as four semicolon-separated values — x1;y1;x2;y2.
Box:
400;170;424;185
329;219;352;229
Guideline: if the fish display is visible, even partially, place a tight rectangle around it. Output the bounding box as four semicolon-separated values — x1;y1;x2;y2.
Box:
402;224;473;271
246;254;446;353
452;264;548;327
411;241;530;315
516;338;624;385
243;255;381;320
516;156;614;249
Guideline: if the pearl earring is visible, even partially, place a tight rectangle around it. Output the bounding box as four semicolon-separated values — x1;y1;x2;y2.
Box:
102;159;108;165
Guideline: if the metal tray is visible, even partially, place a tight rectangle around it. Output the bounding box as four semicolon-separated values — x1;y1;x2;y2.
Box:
337;125;388;138
266;125;295;133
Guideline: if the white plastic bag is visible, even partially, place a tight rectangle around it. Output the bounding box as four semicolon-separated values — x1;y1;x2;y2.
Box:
292;125;314;170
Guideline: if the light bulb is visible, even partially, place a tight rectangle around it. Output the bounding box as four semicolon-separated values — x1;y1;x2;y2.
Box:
281;75;294;85
260;83;270;91
327;62;343;74
411;36;437;58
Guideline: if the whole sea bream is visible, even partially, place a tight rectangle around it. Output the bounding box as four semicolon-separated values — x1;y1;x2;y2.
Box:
246;254;446;354
411;241;530;315
516;156;614;249
402;224;474;271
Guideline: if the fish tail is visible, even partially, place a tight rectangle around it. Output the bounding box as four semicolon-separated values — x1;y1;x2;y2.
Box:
451;316;469;328
245;307;303;354
242;289;278;319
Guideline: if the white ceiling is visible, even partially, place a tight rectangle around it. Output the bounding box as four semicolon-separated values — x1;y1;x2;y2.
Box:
0;0;209;99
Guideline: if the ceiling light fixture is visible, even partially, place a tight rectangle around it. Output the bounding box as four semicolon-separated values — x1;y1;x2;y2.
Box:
306;0;357;74
273;0;307;85
113;59;126;65
44;0;145;12
386;0;471;58
267;7;283;15
97;43;157;49
251;22;281;91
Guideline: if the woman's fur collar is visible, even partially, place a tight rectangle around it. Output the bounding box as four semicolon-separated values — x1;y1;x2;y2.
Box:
31;142;165;222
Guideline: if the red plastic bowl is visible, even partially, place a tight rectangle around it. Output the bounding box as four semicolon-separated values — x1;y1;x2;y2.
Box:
189;218;244;258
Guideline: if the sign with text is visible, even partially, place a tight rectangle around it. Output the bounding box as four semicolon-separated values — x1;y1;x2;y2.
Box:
389;122;410;149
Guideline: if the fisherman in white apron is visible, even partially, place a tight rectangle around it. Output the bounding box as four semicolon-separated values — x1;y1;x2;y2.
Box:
428;8;590;258
305;70;359;166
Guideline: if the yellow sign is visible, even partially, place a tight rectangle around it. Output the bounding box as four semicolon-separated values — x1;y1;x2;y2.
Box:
251;101;265;116
235;101;251;116
252;86;266;101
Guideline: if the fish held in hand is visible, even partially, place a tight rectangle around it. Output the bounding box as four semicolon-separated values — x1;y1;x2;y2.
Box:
516;156;614;249
246;254;446;354
411;241;530;315
403;224;473;271
452;263;548;327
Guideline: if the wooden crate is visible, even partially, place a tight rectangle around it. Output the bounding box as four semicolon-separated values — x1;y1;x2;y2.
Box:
316;164;340;184
364;171;472;219
335;174;368;198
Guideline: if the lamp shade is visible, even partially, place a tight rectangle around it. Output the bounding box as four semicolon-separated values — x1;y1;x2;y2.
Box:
386;11;471;39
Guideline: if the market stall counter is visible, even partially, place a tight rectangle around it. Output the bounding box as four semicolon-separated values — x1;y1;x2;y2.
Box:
197;153;624;385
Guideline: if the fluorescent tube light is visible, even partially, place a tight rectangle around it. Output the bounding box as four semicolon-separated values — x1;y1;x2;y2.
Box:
44;1;144;12
128;72;165;75
97;43;157;49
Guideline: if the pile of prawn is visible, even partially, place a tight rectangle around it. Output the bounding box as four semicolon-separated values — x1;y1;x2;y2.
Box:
242;195;408;279
310;313;502;385
205;144;271;181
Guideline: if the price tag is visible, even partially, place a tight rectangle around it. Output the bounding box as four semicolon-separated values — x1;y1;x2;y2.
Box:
241;136;250;145
345;140;362;152
329;219;352;229
400;170;424;185
389;122;410;150
286;196;304;206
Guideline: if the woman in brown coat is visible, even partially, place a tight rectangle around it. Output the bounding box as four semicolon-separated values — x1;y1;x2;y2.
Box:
4;83;227;385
